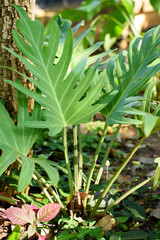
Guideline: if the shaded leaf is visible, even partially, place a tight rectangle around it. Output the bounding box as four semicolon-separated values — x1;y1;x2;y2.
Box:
123;199;146;220
57;230;76;240
121;230;148;239
77;226;105;240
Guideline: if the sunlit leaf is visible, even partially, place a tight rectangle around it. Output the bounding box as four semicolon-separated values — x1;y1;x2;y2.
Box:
150;0;160;14
5;5;115;136
8;225;21;240
28;224;36;238
37;203;62;222
4;207;30;225
102;26;160;125
0;81;43;192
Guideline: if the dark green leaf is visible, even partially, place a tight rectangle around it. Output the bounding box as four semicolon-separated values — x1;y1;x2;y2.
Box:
123;199;146;220
121;230;148;239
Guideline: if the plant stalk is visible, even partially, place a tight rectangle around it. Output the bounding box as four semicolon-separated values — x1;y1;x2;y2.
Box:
104;177;153;212
33;170;68;217
78;124;83;189
33;170;67;214
96;124;121;185
84;121;108;210
89;136;145;218
63;127;74;199
32;173;53;203
17;156;68;216
73;125;79;191
89;125;121;203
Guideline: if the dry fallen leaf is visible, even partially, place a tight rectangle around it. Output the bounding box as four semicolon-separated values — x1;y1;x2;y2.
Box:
79;192;91;200
150;208;160;219
95;214;118;231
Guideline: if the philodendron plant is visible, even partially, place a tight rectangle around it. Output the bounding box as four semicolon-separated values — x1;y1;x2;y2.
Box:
1;3;160;226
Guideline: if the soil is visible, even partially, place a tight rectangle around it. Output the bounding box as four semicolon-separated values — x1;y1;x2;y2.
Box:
0;218;11;240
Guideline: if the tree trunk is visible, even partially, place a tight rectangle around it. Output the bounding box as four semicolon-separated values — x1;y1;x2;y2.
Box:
0;0;35;117
0;1;35;198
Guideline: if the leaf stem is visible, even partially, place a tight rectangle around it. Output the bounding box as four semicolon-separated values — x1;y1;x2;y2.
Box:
89;136;145;218
34;170;68;217
73;125;79;191
63;127;74;199
84;121;108;210
104;177;153;212
78;124;83;190
32;173;53;203
96;124;121;185
89;124;121;203
17;157;67;216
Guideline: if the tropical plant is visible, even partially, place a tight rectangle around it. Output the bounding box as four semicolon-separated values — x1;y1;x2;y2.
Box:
45;0;137;50
1;4;160;234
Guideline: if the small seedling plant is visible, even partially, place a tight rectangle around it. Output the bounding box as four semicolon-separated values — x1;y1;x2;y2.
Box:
1;4;160;238
0;202;62;239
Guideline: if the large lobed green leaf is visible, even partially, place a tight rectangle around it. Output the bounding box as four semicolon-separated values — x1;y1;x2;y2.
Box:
51;16;114;70
102;25;160;125
0;83;59;192
5;5;116;136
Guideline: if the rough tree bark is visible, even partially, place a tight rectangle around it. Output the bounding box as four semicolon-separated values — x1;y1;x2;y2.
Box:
0;0;35;117
0;1;36;199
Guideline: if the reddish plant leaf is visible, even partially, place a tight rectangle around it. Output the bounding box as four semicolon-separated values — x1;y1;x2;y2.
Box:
4;206;30;225
37;234;48;240
27;203;39;216
37;203;62;222
0;209;8;220
28;223;36;238
28;209;36;224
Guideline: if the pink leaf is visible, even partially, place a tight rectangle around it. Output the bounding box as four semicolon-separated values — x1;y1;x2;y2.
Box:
28;209;36;223
4;207;30;225
36;233;48;240
28;224;36;238
27;203;39;216
0;210;8;220
37;203;62;222
38;235;48;240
